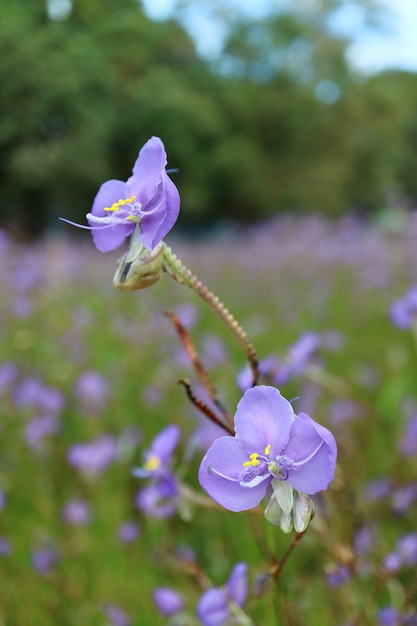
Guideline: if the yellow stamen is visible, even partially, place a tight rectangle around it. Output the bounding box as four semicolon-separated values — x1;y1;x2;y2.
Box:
264;444;271;455
144;455;161;472
243;452;260;467
104;195;136;212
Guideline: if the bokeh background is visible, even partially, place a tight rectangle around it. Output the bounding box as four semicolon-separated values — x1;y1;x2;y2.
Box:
1;1;417;625
1;0;417;238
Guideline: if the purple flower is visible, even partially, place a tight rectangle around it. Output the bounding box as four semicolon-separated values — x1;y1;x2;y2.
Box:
0;361;18;394
400;414;417;456
237;355;280;392
153;588;184;617
25;414;61;451
32;546;59;575
103;604;131;626
68;434;117;474
132;425;180;518
132;425;180;480
325;564;351;588
75;370;110;414
378;606;400;626
62;137;180;252
199;386;336;530
197;562;248;626
397;533;417;566
390;285;417;329
0;537;11;556
117;521;140;543
62;498;91;525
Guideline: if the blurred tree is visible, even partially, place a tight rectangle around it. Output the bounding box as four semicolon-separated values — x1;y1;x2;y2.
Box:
0;0;416;237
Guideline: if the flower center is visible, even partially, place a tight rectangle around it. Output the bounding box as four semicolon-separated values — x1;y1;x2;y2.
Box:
103;195;136;212
85;195;145;228
143;454;161;472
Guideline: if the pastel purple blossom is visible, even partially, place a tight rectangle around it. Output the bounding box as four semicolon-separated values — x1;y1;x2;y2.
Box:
400;414;417;456
68;434;117;474
326;564;351;588
0;537;11;556
62;137;180;252
378;606;400;626
153;588;185;617
199;386;337;513
197;562;248;626
132;424;180;480
25;415;61;451
32;546;59;575
132;425;180;518
62;498;91;525
0;361;18;394
75;370;110;415
103;604;131;626
135;475;179;519
117;521;140;543
390;285;417;329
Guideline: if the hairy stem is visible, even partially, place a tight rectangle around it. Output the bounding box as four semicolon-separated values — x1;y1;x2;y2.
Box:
162;244;259;386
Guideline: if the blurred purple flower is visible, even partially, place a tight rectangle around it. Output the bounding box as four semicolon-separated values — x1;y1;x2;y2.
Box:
353;526;374;555
197;562;248;626
390;285;417;329
153;588;184;617
0;537;11;556
397;533;417;566
62;498;91;525
391;484;417;515
32;546;59;575
68;435;117;474
237;355;280;393
378;606;400;626
14;378;64;414
117;521;140;543
284;332;321;376
0;489;5;511
135;479;179;518
62;136;180;252
326;564;351;588
25;415;61;451
383;552;402;573
199;386;337;516
201;333;228;368
132;425;180;518
103;604;131;626
14;377;44;408
173;303;198;329
400;414;417;456
0;361;18;394
363;477;393;502
75;370;110;414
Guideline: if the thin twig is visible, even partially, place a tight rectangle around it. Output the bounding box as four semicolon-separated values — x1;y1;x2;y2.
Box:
165;309;232;425
178;378;234;435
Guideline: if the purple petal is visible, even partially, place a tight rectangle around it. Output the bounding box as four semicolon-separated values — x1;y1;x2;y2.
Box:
153;588;184;617
226;562;248;607
197;588;229;626
147;169;180;247
91;179;128;218
129;137;168;207
90;180;135;252
148;425;180;464
198;437;268;512
283;413;337;494
235;386;295;456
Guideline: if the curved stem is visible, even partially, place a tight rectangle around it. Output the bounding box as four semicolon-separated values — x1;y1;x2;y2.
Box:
162;244;259;385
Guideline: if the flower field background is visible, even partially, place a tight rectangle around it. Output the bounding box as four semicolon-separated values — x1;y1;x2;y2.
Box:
1;214;417;625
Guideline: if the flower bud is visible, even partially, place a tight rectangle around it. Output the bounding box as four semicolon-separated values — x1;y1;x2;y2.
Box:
113;228;165;291
293;492;314;533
